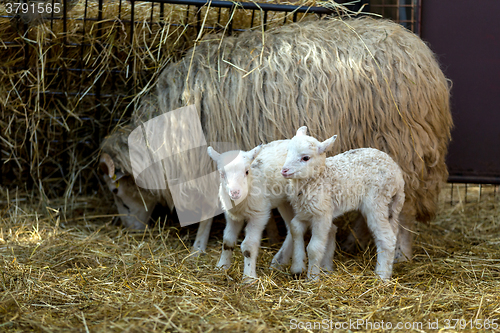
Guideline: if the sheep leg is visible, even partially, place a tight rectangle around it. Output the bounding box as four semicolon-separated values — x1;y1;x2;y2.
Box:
191;218;213;254
217;213;244;270
307;215;335;280
320;223;338;272
271;202;295;269
365;209;398;281
241;212;270;280
290;216;308;275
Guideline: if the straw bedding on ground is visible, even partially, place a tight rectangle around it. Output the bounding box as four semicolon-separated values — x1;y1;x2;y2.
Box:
1;184;499;332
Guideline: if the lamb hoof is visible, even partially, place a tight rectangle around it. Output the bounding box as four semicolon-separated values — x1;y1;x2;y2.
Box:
242;275;258;284
216;262;230;270
374;270;392;281
270;257;287;270
306;274;320;281
394;249;411;263
190;248;204;258
290;264;306;276
320;263;334;272
270;260;282;270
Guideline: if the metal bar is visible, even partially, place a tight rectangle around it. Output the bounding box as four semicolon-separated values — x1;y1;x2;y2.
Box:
196;5;202;34
370;4;416;7
263;9;268;31
21;19;34;190
416;0;421;35
127;0;333;15
228;4;235;35
61;0;70;186
185;4;190;25
126;0;136;118
95;0;104;145
150;1;155;38
50;0;55;30
450;182;454;206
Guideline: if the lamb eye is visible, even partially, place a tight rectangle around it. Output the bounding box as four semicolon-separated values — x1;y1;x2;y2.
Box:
302;156;310;162
245;170;249;176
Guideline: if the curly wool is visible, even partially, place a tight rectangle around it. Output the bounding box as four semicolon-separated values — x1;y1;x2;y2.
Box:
154;17;452;223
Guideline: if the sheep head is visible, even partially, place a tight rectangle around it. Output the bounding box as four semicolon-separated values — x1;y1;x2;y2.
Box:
99;153;156;229
281;126;337;179
207;145;262;204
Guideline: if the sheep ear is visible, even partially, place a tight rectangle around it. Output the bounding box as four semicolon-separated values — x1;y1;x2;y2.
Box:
318;135;337;154
296;126;308;136
207;146;220;162
246;144;263;161
99;153;115;178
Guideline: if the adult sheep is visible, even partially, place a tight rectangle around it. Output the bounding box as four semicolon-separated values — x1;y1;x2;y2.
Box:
100;96;219;253
104;17;452;261
154;16;452;261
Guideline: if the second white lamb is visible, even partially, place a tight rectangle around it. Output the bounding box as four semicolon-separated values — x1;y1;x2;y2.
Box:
281;126;405;281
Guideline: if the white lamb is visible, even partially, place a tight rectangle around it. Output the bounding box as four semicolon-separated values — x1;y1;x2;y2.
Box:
281;127;405;281
207;140;296;280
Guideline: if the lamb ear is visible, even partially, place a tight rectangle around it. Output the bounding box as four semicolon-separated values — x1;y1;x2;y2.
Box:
296;126;308;136
246;144;263;161
318;135;337;154
207;146;220;162
99;153;115;178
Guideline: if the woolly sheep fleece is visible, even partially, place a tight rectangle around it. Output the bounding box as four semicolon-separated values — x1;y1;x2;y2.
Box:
153;17;452;225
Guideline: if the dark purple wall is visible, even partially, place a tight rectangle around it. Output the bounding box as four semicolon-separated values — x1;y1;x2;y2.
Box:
421;0;500;183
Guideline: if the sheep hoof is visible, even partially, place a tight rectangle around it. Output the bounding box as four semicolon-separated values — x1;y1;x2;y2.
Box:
190;248;205;258
270;258;286;270
216;262;231;270
374;270;392;281
394;249;412;263
242;275;258;284
270;261;281;269
306;274;321;282
290;264;306;276
320;265;334;273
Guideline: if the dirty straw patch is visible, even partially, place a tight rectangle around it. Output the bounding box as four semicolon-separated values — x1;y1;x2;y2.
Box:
1;185;500;332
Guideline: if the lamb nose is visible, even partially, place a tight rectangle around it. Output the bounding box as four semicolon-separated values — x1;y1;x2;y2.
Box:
231;190;240;196
281;168;289;175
